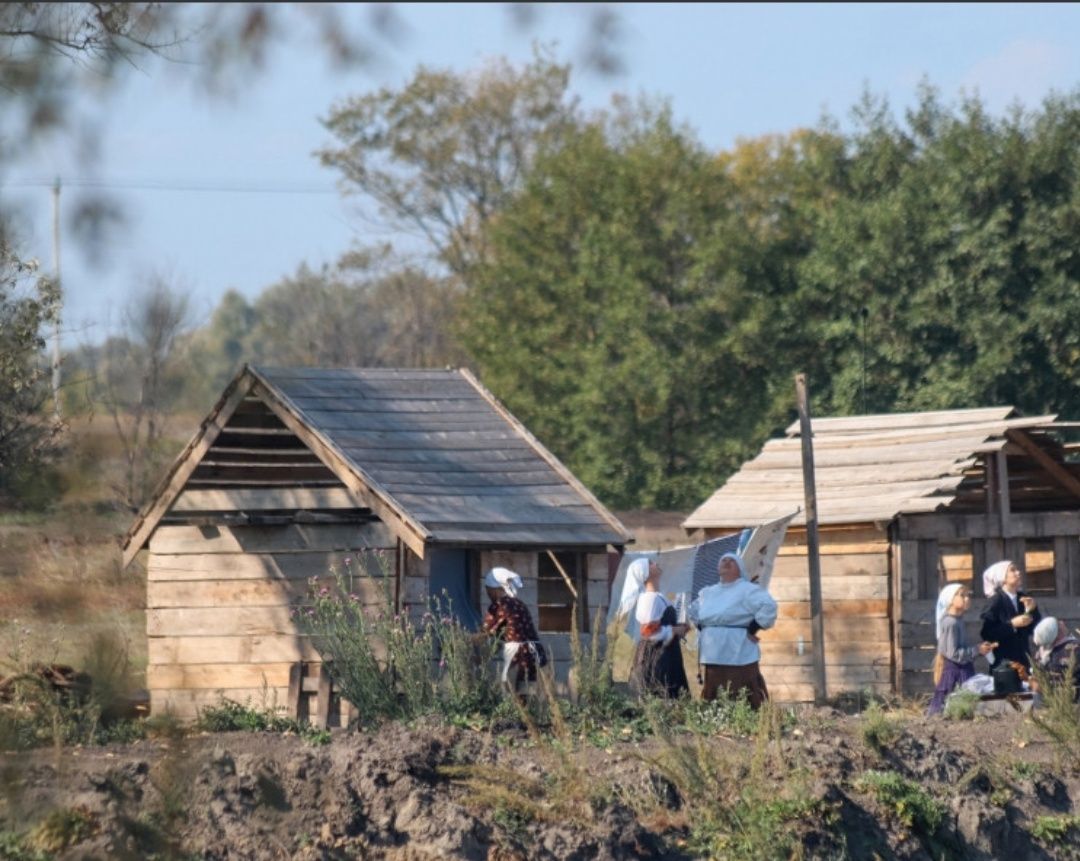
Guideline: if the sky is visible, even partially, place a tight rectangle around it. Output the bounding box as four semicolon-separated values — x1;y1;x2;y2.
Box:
6;2;1080;346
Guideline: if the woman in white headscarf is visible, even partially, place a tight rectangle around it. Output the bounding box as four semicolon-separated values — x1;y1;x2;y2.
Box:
689;552;777;709
625;559;690;699
1032;617;1080;702
482;567;547;697
927;582;995;715
978;560;1041;670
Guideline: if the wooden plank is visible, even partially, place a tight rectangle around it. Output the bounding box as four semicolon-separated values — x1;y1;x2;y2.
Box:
172;488;368;512
758;641;889;663
148;635;320;665
315;664;333;729
777;599;888;620
765;617;890;643
782;407;1017;436
917;539;939;600
148;551;392;581
122;371;255;567
148;577;390;609
148;662;296;690
971;539;986;597
149;523;397;556
150;687;291;721
1005;538;1027;574
770;575;889;601
764;663;891;686
772;553;889;578
148;607;300;638
287;663;302;719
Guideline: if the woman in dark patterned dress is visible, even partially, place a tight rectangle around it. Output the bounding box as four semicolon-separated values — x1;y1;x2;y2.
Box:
482;567;547;698
626;559;689;699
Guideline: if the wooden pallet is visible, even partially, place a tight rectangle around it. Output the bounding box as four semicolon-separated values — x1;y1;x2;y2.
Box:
287;662;357;728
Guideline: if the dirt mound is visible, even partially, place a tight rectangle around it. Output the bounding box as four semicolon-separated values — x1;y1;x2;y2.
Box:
2;709;1079;859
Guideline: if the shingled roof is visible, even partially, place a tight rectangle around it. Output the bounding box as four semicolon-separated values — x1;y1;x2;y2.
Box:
123;365;631;565
683;407;1066;530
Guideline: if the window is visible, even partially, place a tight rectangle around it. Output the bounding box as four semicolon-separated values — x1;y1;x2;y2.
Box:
536;552;586;632
1024;540;1056;597
938;542;974;585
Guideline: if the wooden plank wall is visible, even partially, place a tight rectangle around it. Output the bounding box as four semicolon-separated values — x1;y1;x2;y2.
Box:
147;522;396;720
895;513;1080;696
479;550;609;693
705;525;893;702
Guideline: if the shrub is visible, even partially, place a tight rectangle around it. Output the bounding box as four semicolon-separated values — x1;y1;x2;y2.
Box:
195;698;330;744
854;769;945;836
859;700;902;753
1030;656;1080;772
942;690;980;721
1031;813;1080;846
294;555;501;726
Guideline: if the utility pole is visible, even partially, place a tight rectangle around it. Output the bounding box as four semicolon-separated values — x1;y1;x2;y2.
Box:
51;177;63;419
795;373;827;704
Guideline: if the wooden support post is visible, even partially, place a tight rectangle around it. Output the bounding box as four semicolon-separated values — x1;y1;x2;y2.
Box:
287;662;303;720
996;451;1011;539
315;664;333;729
795;374;827;705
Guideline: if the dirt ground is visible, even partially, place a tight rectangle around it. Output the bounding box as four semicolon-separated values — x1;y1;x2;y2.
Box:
2;704;1079;861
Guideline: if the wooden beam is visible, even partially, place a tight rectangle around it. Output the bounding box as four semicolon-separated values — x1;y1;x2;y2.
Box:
795;373;827;705
1006;429;1080;501
996;450;1011;539
247;374;431;559
121;371;255;568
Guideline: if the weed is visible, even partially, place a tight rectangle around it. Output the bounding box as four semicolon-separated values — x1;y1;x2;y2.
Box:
942;689;980;721
1007;759;1041;781
25;806;99;854
0;830;49;861
854;769;945;836
195;698;331;744
859;700;903;754
1030;657;1080;772
1031;813;1080;846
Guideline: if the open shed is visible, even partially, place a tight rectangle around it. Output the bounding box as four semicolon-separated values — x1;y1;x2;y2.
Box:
123;365;631;720
683;407;1080;700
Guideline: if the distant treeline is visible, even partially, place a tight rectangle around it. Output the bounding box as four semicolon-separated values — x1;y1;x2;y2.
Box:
49;58;1080;510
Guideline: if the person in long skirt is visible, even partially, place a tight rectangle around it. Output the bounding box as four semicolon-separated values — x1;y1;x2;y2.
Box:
927;582;995;715
627;559;689;698
689;552;777;709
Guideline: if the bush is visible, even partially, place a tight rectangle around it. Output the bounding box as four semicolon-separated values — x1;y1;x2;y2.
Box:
854;769;945;836
1031;813;1080;846
1030;656;1080;772
196;698;330;744
859;699;902;753
943;690;980;721
294;556;502;726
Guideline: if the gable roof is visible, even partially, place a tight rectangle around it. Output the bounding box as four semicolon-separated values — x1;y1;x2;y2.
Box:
683;406;1064;530
123;365;631;566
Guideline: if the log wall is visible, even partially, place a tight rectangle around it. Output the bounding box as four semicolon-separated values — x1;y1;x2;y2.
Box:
895;513;1080;696
147;522;396;720
704;524;894;702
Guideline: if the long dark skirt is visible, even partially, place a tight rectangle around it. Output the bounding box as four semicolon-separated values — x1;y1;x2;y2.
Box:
629;607;689;699
927;658;975;715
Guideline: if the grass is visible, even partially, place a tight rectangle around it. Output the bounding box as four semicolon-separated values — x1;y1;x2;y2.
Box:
1031;813;1080;847
858;699;903;754
854;769;945;836
195;698;331;745
1029;657;1080;772
942;689;980;721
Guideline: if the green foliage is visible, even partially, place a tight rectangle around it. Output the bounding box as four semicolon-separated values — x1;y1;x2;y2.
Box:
854;769;946;836
194;698;330;745
0;252;63;506
859;699;903;752
1031;813;1080;846
295;556;502;726
943;689;980;721
1030;656;1080;772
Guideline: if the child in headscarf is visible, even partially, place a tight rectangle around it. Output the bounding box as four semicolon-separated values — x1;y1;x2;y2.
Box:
625;558;690;699
927;582;995;715
978;560;1040;670
482;567;547;697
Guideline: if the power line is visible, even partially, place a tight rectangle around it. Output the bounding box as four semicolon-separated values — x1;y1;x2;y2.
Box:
1;178;338;195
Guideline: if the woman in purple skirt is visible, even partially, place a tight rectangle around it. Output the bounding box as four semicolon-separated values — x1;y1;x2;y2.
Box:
927;583;996;715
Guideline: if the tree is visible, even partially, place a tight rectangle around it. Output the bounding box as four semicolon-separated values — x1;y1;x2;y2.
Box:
0;251;63;504
318;50;580;276
92;274;191;509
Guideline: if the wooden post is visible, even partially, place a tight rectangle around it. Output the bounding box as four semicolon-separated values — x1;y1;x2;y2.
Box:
795;374;827;704
996;450;1011;539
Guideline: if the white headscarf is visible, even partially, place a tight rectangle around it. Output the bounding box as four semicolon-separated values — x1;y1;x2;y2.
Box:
1034;617;1060;648
616;558;651;618
935;583;964;639
719;552;749;581
484;566;523;598
982;560;1011;597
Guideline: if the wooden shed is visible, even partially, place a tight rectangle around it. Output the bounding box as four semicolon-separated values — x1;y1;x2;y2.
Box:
683;407;1080;701
123;366;631;720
